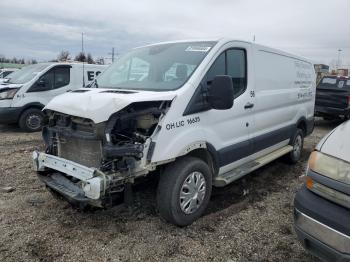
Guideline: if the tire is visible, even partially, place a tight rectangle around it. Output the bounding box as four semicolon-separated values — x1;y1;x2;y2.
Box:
323;115;341;121
285;128;304;164
157;156;212;226
18;108;44;132
322;116;331;121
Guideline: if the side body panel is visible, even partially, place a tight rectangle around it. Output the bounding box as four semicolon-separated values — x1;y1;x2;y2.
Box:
250;45;315;160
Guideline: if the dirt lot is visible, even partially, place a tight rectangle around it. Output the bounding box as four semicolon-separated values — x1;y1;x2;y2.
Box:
0;119;339;262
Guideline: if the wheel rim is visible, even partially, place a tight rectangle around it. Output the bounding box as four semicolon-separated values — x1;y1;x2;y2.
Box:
26;114;42;130
179;171;206;214
293;135;302;159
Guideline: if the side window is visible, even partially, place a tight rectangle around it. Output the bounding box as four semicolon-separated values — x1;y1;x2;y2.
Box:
206;53;225;85
29;70;54;92
226;49;246;98
183;49;247;116
3;71;12;77
54;67;70;89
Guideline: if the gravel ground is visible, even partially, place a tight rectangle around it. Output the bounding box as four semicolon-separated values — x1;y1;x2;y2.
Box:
0;119;340;262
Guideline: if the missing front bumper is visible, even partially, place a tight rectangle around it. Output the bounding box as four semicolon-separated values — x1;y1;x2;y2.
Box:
33;151;106;200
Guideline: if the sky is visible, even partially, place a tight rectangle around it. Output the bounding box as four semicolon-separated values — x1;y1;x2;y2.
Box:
0;0;349;67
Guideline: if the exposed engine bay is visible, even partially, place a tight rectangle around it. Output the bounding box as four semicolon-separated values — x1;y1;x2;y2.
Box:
44;101;170;170
36;101;171;206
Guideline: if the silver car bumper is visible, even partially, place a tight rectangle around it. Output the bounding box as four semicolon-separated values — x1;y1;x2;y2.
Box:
32;151;106;200
295;209;350;254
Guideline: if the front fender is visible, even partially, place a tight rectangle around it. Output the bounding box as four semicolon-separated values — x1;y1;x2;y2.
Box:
151;126;206;163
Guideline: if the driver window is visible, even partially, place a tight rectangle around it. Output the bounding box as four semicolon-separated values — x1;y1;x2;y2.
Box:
206;53;225;85
54;67;70;89
227;49;246;98
205;49;247;98
30;71;54;92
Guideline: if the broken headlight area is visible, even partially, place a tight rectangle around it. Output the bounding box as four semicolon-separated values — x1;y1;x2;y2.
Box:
42;101;170;174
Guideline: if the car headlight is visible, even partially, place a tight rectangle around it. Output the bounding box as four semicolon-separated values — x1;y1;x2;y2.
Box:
308;151;350;185
0;88;19;100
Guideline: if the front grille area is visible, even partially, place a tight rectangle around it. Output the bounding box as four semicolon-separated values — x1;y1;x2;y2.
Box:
57;136;102;168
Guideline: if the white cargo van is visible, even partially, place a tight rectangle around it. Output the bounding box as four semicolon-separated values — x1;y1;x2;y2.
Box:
33;39;316;226
0;68;18;82
0;62;106;131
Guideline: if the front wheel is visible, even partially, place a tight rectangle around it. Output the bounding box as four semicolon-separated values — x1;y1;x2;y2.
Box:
157;156;212;226
18;108;44;132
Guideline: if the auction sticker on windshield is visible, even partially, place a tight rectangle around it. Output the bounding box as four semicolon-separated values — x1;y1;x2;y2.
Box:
185;46;211;52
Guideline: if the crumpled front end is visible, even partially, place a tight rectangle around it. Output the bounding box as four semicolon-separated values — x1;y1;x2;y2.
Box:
33;101;171;207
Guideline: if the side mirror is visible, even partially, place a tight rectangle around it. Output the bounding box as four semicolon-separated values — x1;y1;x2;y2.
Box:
207;75;234;110
37;79;46;88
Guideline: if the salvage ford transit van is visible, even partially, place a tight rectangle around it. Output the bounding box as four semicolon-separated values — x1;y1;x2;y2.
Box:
33;39;316;226
0;62;107;131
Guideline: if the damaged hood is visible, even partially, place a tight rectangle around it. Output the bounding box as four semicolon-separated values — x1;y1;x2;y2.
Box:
0;83;22;89
45;88;176;123
320;120;350;163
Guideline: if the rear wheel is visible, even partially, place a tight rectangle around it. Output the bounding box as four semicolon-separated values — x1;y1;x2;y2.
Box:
157;156;212;226
18;108;44;132
285;128;304;164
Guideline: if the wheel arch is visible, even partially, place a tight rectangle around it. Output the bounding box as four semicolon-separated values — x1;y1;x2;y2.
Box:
296;117;307;136
181;142;220;177
18;102;45;120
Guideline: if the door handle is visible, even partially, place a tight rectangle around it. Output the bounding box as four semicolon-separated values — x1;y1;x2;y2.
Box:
244;102;254;109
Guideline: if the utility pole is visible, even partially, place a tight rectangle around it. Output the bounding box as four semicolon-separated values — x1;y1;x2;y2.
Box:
108;47;115;63
337;49;342;69
112;47;115;63
82;32;85;87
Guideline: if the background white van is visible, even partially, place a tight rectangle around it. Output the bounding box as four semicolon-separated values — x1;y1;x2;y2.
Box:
0;62;107;131
0;68;19;83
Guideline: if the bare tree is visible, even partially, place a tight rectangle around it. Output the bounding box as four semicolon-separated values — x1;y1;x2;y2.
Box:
86;53;95;64
74;52;86;62
57;50;70;62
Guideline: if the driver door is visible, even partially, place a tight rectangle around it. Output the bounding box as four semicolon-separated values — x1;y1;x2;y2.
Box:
201;43;255;174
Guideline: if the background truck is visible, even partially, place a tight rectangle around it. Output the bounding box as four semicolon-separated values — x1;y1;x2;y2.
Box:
315;75;350;120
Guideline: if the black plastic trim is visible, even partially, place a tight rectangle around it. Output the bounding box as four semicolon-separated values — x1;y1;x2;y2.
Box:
0;107;22;124
295;224;350;262
217;124;294;167
294;185;350;236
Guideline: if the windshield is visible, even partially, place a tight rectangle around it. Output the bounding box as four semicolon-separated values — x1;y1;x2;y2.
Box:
7;64;49;84
96;41;216;91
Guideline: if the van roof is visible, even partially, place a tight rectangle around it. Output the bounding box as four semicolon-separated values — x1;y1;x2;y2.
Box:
137;38;312;64
34;62;105;67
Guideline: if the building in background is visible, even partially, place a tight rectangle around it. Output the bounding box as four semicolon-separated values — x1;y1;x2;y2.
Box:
331;68;349;77
314;64;330;84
